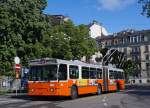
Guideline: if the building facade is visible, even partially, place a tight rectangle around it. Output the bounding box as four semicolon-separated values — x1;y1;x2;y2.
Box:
50;15;70;26
89;20;108;38
98;29;150;83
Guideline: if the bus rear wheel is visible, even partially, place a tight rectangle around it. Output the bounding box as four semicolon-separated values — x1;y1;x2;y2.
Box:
97;84;102;95
70;86;78;99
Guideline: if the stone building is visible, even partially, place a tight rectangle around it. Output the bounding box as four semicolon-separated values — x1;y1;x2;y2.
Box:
89;20;108;38
50;15;70;26
98;29;150;83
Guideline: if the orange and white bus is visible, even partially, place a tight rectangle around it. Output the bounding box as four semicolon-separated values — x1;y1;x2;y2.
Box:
27;58;125;99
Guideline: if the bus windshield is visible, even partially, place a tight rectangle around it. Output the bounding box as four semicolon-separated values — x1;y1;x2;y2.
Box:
29;65;58;81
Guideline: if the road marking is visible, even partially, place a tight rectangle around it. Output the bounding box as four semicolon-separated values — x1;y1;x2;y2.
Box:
20;101;50;108
102;96;107;102
0;99;26;105
40;106;49;108
104;102;108;106
102;99;106;102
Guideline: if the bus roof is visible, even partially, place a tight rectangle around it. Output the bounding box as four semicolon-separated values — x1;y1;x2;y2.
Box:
29;58;102;68
103;66;123;72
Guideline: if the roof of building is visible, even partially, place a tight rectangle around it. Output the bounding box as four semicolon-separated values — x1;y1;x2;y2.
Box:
99;29;150;40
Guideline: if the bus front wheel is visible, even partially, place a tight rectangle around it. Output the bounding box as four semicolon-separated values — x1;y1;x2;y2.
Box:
70;86;78;99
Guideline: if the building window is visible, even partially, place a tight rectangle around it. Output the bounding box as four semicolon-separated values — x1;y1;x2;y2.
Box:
144;36;148;42
132;47;140;53
133;36;138;43
124;48;127;54
127;37;130;43
138;35;142;42
145;55;149;60
145;45;149;52
123;38;125;44
146;63;150;77
141;35;144;42
130;36;133;43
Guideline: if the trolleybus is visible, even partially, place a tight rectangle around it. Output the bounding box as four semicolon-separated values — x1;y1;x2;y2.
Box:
27;58;125;99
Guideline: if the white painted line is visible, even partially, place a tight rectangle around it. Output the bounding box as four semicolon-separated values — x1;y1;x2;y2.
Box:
102;99;106;102
0;99;25;105
104;102;108;106
20;101;49;108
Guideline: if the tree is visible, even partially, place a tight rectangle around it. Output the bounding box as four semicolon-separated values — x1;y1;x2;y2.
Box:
139;0;150;17
122;60;138;82
0;0;51;76
0;0;97;76
50;20;97;61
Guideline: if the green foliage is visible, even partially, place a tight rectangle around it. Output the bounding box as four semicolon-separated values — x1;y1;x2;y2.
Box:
50;21;96;60
0;0;50;76
0;0;97;76
139;0;150;17
122;60;138;80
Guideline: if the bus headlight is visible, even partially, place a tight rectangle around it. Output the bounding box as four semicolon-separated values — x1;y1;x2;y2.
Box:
29;89;34;92
50;88;54;92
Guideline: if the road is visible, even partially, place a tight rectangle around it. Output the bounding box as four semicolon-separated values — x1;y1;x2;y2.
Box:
0;84;150;108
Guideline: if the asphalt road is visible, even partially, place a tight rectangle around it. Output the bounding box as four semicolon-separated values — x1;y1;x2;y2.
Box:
0;84;150;108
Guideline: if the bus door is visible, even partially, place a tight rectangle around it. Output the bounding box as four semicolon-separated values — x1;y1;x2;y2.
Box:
58;64;68;96
103;67;109;91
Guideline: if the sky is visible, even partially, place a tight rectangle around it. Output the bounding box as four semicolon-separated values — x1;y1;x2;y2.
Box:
44;0;150;34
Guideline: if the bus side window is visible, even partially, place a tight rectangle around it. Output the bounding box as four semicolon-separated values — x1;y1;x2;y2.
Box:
118;71;121;79
90;68;97;79
43;66;49;81
31;66;37;81
122;72;124;79
58;64;67;80
69;65;79;79
82;67;89;79
97;68;102;79
109;70;114;79
120;72;124;79
36;66;43;81
114;71;118;79
29;67;33;81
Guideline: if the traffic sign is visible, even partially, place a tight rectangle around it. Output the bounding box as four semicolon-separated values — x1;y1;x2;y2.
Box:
15;64;21;79
14;56;20;64
15;64;21;69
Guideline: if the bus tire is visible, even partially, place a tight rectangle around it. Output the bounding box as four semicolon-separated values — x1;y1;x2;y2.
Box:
97;84;102;95
70;86;78;99
116;83;120;92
